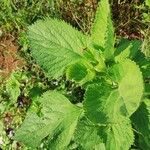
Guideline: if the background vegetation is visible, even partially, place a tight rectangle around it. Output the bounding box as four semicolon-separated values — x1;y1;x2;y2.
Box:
0;0;149;149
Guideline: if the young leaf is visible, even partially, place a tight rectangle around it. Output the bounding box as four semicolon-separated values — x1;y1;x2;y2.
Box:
15;91;82;149
28;18;89;78
66;62;95;84
131;99;150;149
91;0;114;60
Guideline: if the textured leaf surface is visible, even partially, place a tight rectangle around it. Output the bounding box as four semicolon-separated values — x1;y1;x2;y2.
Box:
83;83;134;149
66;62;95;84
84;84;122;123
115;38;149;80
75;118;134;150
28;19;88;78
131;99;150;149
15;91;82;149
91;0;114;59
83;59;143;148
74;117;103;150
102;117;134;150
84;60;144;122
135;57;150;78
115;39;142;62
108;59;144;116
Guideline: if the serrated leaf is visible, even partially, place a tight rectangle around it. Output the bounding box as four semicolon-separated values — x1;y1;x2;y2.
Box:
91;0;114;60
84;83;135;149
83;83;134;149
101;117;134;150
135;57;150;78
84;60;143;124
74;117;103;150
83;47;106;72
114;38;142;59
131;99;150;149
115;39;142;62
108;60;144;116
84;84;124;123
15;91;82;149
28;18;89;78
66;62;95;84
114;38;150;80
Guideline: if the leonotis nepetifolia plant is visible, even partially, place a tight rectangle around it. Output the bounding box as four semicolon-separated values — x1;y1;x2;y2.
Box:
15;0;150;149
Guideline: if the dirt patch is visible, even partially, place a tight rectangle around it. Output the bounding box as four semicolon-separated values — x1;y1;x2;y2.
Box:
58;0;144;39
112;0;144;39
0;34;24;78
58;0;98;33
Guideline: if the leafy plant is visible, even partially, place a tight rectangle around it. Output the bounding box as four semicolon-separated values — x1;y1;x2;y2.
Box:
145;0;150;7
0;0;60;31
14;0;150;149
5;72;21;104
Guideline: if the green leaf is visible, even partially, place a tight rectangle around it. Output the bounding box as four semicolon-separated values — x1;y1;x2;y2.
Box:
145;83;150;97
135;57;150;78
91;0;114;60
83;48;106;72
84;60;143;123
101;117;134;150
115;39;142;62
66;62;95;84
83;83;134;149
108;60;144;116
84;84;125;123
15;91;82;149
28;18;89;78
142;31;150;58
74;117;103;150
83;59;143;149
145;0;150;7
115;39;142;56
115;38;149;80
6;73;20;103
131;99;150;149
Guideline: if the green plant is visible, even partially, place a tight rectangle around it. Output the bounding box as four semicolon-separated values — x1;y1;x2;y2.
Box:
14;0;150;149
0;0;60;32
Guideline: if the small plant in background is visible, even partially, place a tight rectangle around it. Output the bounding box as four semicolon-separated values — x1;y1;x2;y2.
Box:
0;0;61;32
142;0;150;58
138;0;150;64
14;0;150;150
